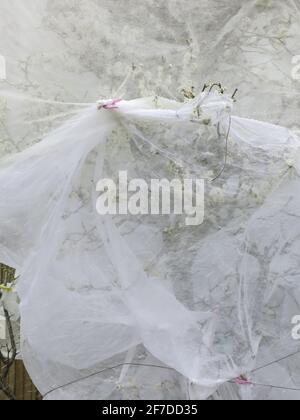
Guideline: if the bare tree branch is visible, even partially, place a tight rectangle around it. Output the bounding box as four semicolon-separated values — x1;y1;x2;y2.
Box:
0;263;17;400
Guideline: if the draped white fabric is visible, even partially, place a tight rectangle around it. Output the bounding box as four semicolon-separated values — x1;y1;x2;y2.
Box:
1;0;300;400
0;90;300;399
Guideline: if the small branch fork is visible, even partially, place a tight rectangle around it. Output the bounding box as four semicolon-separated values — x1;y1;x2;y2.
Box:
202;82;238;100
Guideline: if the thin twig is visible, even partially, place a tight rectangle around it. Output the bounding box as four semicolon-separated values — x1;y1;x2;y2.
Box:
210;116;232;182
0;308;17;400
2;309;17;381
0;264;17;399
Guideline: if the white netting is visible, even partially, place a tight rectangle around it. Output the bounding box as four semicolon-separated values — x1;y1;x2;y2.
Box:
1;0;300;401
0;89;300;400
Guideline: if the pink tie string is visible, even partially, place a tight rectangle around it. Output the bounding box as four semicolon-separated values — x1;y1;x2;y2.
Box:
234;376;252;385
98;99;122;110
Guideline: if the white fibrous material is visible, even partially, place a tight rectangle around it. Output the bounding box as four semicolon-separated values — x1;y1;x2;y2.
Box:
0;90;300;400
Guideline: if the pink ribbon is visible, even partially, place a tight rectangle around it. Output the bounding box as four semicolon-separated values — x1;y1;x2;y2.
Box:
99;99;122;110
234;376;252;385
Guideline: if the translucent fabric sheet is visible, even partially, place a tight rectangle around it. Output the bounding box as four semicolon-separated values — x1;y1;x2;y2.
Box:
0;90;300;400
